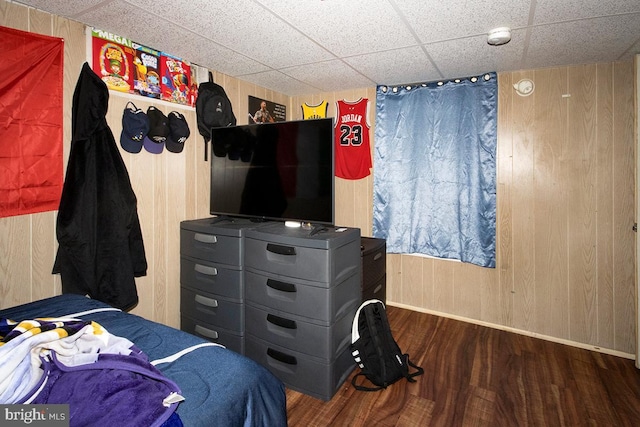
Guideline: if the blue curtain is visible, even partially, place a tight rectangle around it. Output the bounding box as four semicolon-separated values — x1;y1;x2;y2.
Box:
373;73;497;268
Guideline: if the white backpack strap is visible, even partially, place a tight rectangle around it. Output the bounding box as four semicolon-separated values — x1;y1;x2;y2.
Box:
351;299;385;344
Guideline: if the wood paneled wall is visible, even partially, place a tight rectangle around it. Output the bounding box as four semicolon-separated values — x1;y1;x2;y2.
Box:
293;64;636;357
1;0;636;356
635;54;640;366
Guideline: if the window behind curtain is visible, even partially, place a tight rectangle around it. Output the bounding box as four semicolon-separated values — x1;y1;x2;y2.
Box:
373;73;497;268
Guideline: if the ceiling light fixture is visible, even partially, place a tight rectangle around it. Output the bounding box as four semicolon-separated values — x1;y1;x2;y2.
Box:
487;27;511;46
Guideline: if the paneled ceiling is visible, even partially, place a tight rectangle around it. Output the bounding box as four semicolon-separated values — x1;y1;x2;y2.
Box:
14;0;640;96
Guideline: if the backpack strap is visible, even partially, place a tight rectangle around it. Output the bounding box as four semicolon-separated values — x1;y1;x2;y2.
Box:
404;356;424;382
351;372;384;392
364;303;388;387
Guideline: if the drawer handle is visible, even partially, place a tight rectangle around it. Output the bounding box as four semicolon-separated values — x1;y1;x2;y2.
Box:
266;278;296;293
194;233;217;244
374;252;382;261
267;348;297;365
194;325;219;340
194;294;218;308
266;243;296;256
267;314;297;329
194;264;218;276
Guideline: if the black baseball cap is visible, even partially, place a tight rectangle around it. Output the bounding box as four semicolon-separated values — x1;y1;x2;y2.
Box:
166;111;190;153
144;106;169;154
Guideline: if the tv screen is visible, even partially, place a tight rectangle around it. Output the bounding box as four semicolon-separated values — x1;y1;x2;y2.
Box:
209;118;334;225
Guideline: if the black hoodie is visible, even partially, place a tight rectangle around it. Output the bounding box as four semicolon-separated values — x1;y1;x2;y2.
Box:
52;62;147;311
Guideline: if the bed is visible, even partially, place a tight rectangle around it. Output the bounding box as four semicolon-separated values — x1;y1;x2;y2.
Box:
0;294;288;427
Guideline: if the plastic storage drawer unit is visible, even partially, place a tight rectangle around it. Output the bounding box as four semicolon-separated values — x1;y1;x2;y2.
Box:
245;334;355;401
244;224;361;284
180;255;243;301
360;236;386;303
244;269;360;324
245;303;355;360
181;315;244;354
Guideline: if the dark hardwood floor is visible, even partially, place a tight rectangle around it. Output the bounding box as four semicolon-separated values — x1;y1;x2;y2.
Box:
285;306;640;426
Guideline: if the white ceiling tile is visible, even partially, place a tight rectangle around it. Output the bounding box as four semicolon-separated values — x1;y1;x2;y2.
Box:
282;60;375;93
180;39;271;77
525;15;640;69
14;0;105;17
395;0;531;42
255;0;418;57
343;46;441;86
74;1;166;47
427;30;527;80
534;0;640;24
74;1;269;76
621;38;640;61
239;70;320;96
127;0;334;69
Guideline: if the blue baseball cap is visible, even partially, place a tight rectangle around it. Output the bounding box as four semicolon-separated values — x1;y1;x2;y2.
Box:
120;102;149;153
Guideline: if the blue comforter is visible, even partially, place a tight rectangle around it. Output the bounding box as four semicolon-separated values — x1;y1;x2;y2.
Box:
0;294;287;427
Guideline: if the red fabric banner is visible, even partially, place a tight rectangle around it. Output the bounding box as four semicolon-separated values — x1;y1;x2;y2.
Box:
0;26;64;218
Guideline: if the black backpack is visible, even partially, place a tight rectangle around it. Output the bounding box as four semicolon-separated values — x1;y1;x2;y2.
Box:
350;299;424;391
195;72;236;160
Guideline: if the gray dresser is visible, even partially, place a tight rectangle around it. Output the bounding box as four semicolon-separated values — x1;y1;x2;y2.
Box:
179;218;257;354
243;222;361;401
179;219;362;401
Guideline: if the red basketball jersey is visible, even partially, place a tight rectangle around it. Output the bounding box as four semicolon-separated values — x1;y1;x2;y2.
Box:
334;98;372;180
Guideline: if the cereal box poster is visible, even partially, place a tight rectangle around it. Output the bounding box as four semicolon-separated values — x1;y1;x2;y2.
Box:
91;29;134;93
160;53;192;106
133;45;161;99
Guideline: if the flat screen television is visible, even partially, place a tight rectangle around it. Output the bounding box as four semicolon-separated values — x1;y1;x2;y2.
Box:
209;118;334;225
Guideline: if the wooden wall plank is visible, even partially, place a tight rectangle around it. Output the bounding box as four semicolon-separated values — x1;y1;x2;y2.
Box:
401;254;424;307
454;262;482;320
387;254;402;304
422;257;435;309
510;70;537;332
0;0;28;29
594;63;615;350
566;65;598;345
0;2;31;308
26;5;48;35
0;217;31;307
532;67;569;338
496;72;514;327
153;121;168;324
28;9;56;301
611;61;636;354
431;259;455;314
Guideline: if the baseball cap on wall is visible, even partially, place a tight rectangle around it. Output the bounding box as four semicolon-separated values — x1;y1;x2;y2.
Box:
144;106;169;154
120;102;149;153
166;111;190;153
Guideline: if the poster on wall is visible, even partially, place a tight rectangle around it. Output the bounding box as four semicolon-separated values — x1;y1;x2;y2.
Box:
91;29;135;93
248;96;286;123
90;28;196;106
160;52;193;106
133;45;161;99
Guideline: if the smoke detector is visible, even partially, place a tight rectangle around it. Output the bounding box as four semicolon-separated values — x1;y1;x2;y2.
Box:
487;27;511;46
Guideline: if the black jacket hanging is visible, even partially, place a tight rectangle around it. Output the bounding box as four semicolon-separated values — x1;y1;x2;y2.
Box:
52;62;147;311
